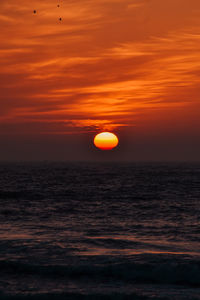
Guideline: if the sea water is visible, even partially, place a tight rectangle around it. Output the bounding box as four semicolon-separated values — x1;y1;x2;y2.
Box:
0;162;200;299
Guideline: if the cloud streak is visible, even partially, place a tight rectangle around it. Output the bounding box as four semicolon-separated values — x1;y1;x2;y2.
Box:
0;0;200;135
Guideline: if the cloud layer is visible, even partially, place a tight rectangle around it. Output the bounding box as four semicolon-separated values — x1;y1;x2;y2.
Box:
0;0;200;159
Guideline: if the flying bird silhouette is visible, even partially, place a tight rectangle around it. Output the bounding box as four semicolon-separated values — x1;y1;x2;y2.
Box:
32;7;63;22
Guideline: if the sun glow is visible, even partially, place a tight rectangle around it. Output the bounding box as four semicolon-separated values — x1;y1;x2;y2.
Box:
93;132;119;150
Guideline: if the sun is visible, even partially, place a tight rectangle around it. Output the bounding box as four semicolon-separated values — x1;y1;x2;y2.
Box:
94;132;119;150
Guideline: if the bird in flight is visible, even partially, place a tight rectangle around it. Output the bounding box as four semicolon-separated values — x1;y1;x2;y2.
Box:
32;5;63;22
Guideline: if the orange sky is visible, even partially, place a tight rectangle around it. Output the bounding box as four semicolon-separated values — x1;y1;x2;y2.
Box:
0;0;200;160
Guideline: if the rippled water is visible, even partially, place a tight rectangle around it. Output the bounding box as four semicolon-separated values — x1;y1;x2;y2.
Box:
0;162;200;299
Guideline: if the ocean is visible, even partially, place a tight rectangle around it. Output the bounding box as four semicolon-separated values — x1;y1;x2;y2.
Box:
0;162;199;299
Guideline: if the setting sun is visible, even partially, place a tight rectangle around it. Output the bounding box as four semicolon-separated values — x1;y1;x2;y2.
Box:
94;132;119;150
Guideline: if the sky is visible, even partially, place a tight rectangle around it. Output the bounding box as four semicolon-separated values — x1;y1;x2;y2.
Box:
0;0;200;161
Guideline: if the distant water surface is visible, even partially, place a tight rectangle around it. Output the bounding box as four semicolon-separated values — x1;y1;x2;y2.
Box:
0;162;200;299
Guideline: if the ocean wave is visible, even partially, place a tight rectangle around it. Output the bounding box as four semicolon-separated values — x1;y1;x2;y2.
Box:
1;259;200;287
0;190;45;201
0;291;153;300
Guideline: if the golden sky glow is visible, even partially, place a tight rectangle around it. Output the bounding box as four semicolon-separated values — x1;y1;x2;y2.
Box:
0;0;200;159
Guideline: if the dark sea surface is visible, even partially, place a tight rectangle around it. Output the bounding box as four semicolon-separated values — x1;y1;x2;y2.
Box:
0;162;200;299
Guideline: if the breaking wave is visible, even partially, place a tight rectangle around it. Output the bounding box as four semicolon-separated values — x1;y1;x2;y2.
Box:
1;258;200;287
